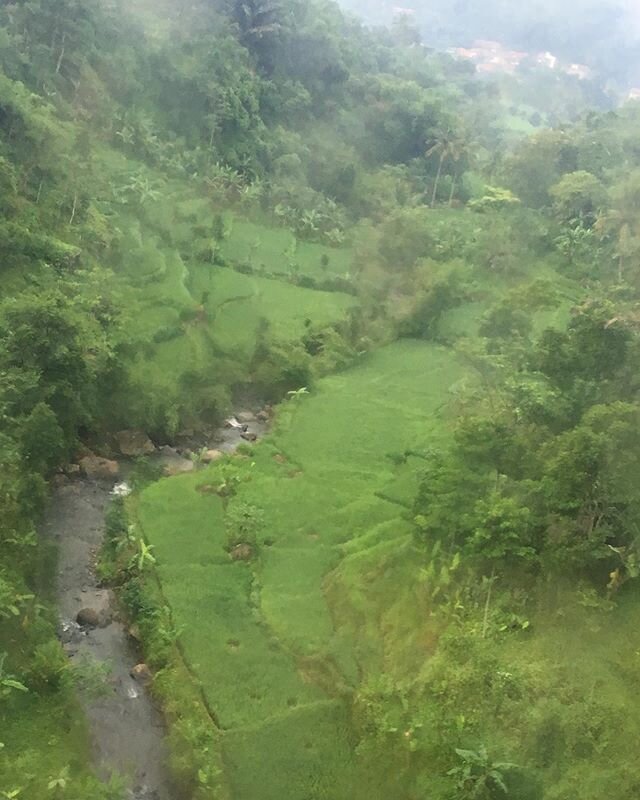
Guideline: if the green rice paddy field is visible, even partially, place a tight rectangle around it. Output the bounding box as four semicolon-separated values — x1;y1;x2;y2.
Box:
99;179;356;428
134;334;640;800
135;341;470;800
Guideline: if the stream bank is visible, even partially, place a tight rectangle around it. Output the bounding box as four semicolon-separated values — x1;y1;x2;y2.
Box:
42;411;269;799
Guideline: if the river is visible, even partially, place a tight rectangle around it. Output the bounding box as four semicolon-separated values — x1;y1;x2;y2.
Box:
41;414;268;799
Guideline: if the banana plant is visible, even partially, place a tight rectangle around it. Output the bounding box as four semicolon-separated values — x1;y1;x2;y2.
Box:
128;540;156;574
1;789;23;799
287;387;309;401
47;766;70;794
0;653;28;699
448;745;515;798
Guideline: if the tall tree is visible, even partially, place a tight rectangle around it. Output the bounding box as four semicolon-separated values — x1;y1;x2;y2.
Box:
425;125;466;208
232;0;283;73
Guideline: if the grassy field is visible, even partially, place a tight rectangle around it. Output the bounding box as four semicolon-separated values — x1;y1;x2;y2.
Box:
93;174;356;431
135;341;471;799
221;217;353;279
135;324;640;800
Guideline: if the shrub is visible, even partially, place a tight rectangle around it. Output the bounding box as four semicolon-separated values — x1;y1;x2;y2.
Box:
225;502;265;550
27;640;69;693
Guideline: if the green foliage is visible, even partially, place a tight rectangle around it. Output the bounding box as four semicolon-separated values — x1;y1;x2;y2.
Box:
26;642;69;695
550;170;607;227
468;186;520;213
2;0;640;797
0;653;28;699
448;745;515;799
225;502;264;550
468;494;536;563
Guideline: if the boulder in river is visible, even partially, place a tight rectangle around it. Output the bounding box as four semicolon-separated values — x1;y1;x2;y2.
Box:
162;458;195;477
256;409;270;422
116;429;156;457
130;663;153;683
51;473;70;489
59;620;84;644
80;454;120;481
202;449;224;463
241;431;258;442
77;607;112;629
237;411;256;423
127;623;142;642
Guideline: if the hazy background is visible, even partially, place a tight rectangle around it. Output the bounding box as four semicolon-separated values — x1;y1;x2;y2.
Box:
337;0;640;86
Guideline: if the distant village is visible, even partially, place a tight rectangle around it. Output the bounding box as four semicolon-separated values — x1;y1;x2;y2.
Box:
389;5;640;101
447;39;640;102
447;39;593;82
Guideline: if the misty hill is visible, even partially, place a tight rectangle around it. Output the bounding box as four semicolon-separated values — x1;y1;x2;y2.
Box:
338;0;640;87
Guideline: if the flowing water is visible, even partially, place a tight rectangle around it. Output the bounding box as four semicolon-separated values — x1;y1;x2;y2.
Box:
43;480;171;799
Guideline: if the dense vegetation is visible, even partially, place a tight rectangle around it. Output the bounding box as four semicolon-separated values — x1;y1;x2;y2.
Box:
2;0;640;798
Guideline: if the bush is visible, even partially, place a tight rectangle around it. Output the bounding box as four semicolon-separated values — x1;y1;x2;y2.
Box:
121;577;157;621
225;502;265;551
105;498;127;543
27;640;69;693
153;324;183;344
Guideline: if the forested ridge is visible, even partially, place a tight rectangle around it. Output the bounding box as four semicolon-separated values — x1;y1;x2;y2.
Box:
2;1;640;799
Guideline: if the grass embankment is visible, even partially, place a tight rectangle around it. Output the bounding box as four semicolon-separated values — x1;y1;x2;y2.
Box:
135;341;470;800
0;548;107;799
219;217;353;279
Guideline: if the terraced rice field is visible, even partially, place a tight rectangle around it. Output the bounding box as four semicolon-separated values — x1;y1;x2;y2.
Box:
135;340;470;800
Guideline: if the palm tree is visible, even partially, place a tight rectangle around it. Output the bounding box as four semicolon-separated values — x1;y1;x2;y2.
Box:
234;0;282;41
594;169;640;282
425;125;468;208
233;0;283;71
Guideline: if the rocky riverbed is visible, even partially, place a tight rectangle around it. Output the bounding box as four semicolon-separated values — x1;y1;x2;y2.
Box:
42;409;269;798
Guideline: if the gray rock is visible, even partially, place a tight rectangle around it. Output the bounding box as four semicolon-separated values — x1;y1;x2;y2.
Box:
76;607;101;628
130;663;153;683
127;623;142;642
237;411;256;423
162;458;195;477
80;454;120;481
202;449;224;463
77;606;112;629
116;430;155;457
59;620;84;644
